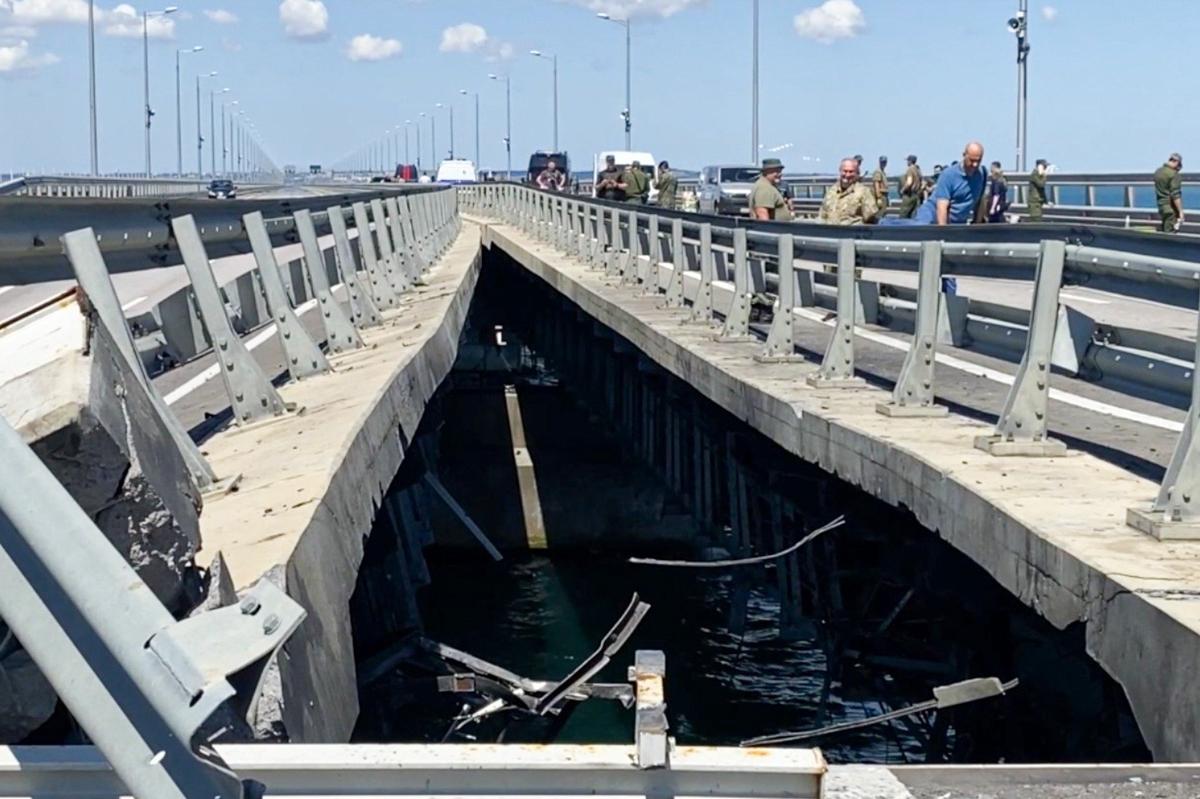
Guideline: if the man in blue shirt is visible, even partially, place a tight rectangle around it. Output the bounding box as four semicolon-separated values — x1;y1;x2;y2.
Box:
913;141;986;224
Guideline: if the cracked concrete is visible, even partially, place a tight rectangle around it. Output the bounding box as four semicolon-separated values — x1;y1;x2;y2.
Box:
476;216;1200;762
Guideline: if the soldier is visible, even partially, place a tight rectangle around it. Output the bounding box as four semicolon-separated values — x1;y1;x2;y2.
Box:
898;154;922;218
818;158;879;225
871;156;889;217
595;154;627;201
535;159;567;192
1155;152;1184;233
622;160;649;204
1026;158;1048;222
748;158;793;221
655;160;678;210
985;161;1009;223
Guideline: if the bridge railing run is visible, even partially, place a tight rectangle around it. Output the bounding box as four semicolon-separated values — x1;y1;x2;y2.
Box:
459;183;1200;542
0;187;461;796
0;174;213;199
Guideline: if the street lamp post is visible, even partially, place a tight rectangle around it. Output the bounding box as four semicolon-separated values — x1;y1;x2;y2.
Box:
460;89;479;167
1008;0;1030;171
222;99;237;175
431;106;439;166
142;6;178;177
175;45;203;176
417;112;426;173
489;73;511;179
404;120;412;167
751;0;759;165
88;0;98;175
210;87;227;176
529;50;558;152
597;13;631;149
196;71;217;177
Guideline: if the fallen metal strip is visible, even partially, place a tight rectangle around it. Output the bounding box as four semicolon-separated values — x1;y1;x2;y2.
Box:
422;473;503;561
629;515;845;568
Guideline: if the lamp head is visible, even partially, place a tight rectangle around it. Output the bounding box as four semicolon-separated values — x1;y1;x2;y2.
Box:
163;6;178;13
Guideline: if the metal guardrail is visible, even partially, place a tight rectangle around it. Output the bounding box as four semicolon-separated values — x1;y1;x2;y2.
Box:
0;188;461;796
460;183;1200;543
0;175;213;199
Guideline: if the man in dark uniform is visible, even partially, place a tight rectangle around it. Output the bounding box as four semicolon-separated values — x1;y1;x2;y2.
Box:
1026;158;1048;221
595;154;626;201
1155;153;1184;233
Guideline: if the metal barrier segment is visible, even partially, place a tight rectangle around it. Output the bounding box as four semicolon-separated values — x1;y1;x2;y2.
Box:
459;184;1200;541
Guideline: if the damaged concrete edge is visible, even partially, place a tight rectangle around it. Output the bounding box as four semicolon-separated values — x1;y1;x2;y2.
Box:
268;225;482;742
478;221;1200;762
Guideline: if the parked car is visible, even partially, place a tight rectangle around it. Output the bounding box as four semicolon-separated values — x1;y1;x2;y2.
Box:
592;150;657;203
207;179;237;199
696;165;760;216
394;164;419;182
435;159;478;185
527;151;570;187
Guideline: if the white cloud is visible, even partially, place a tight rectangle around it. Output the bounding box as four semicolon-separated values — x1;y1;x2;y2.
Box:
1041;5;1058;21
488;41;513;61
4;0;89;25
556;0;706;19
103;4;174;38
439;21;487;53
0;25;38;38
793;0;864;43
346;33;401;61
0;38;58;71
279;0;327;41
204;8;237;24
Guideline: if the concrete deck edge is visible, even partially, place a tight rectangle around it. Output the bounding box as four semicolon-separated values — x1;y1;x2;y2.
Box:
477;219;1199;762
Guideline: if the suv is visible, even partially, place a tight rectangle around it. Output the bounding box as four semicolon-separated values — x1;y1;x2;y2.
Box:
527;151;570;188
696;165;760;216
207;179;236;199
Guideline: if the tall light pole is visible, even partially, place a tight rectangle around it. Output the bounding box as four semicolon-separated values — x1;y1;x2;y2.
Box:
460;89;479;167
1008;0;1030;171
529;50;558;152
751;0;759;165
597;13;631;149
196;71;217;177
489;73;511;179
431;106;440;166
210;87;227;176
142;6;178;177
222;99;237;175
175;45;203;176
88;0;98;175
417;112;426;172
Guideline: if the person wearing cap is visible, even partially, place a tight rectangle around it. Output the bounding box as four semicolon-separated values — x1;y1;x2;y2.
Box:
749;158;793;221
596;154;627;201
655;160;678;210
871;156;889;217
818;158;879;225
898;155;922;218
1155;153;1184;233
1026;158;1049;222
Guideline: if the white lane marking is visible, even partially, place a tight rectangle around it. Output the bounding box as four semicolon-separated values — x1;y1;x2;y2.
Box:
794;307;1185;433
0;287;13;297
121;296;147;312
1059;292;1111;305
163;298;319;406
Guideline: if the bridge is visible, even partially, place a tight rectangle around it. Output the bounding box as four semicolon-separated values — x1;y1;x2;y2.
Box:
1;177;1199;797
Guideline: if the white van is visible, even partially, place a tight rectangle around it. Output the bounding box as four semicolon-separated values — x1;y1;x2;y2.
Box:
593;150;658;203
435;159;478;185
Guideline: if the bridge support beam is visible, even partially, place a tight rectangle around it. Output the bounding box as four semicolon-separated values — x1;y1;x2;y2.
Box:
295;209;365;354
716;228;753;342
243;211;331;380
173;214;292;424
690;222;715;323
877;241;949;417
807;240;865;388
623;209;640;286
756;233;803;361
664;219;685;308
1128;290;1200;539
630;650;668;769
974;240;1068;456
607;208;622;278
328;207;383;329
593;206;608;270
369;199;408;297
352;202;402;308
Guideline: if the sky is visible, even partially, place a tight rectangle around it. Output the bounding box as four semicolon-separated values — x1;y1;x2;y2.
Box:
0;0;1195;176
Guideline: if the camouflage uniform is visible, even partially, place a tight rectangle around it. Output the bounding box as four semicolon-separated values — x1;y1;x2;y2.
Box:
818;181;879;225
871;167;889;215
1155;162;1183;232
898;164;922;218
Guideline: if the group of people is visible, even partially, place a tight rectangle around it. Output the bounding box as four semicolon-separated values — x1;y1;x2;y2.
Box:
537;154;682;208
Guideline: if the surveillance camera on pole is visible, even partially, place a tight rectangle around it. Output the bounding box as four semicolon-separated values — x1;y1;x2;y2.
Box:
1010;1;1030;172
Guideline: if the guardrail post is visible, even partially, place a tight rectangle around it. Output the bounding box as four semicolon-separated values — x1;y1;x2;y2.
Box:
0;415;304;799
1128;293;1200;538
716;228;754;341
643;215;662;296
877;241;949;416
243;212;331;379
756;234;804;361
623;209;640;285
974;240;1068;456
171;214;291;424
664;218;686;307
387;201;419;287
352;202;401;308
688;222;715;321
592;206;607;269
295;209;365;354
61;229;222;490
629;650;669;769
607;207;623;278
369;199;408;296
328;206;383;329
395;197;428;277
807;239;865;388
